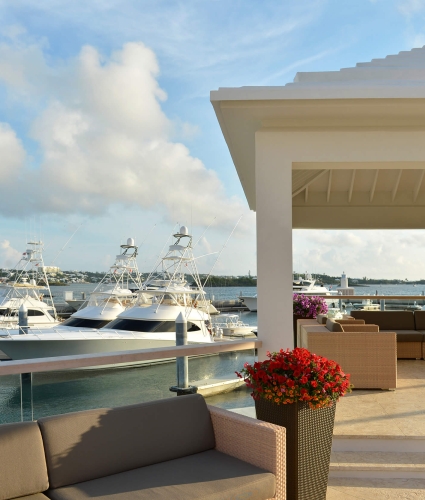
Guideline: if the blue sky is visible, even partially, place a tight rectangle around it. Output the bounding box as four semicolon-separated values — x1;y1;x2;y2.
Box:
0;0;424;278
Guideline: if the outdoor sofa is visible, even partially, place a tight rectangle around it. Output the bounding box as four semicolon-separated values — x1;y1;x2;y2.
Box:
351;310;425;359
0;394;286;500
298;317;397;390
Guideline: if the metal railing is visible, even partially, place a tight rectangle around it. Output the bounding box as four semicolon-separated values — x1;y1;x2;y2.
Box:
0;339;261;376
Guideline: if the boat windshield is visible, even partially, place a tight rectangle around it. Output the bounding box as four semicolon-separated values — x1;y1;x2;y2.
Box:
61;317;112;329
103;318;201;333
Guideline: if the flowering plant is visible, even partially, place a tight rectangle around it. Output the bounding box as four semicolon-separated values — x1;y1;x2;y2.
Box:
293;293;328;319
236;348;351;409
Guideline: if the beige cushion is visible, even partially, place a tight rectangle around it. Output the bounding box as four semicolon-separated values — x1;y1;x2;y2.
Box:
38;394;215;489
46;450;276;500
351;311;415;330
316;314;328;324
13;495;50;500
341;324;379;332
326;319;344;332
335;319;365;325
0;422;49;500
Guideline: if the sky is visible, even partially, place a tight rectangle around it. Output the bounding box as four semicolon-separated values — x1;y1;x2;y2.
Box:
0;0;425;279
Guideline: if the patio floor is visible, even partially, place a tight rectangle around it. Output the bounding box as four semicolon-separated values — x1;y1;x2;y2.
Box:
232;360;425;498
327;359;425;498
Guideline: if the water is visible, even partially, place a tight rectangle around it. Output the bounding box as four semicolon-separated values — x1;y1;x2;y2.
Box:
2;283;423;424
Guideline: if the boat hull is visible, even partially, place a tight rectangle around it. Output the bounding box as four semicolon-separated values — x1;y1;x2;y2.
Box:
239;296;257;312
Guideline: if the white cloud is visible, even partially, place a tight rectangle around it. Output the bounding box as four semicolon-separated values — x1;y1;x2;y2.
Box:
0;40;250;232
398;0;425;17
0;240;22;268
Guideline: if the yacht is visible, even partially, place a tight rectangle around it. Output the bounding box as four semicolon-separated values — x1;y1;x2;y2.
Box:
239;273;337;312
60;238;142;329
212;314;256;338
0;227;214;362
0;241;58;331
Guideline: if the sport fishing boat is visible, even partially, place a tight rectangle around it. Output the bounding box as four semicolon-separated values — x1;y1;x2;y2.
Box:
59;238;142;329
0;241;58;331
0;227;214;362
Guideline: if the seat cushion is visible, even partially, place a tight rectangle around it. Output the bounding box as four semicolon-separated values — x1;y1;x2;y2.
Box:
38;394;215;489
351;311;415;330
382;330;424;342
46;450;276;500
0;421;49;500
15;495;50;500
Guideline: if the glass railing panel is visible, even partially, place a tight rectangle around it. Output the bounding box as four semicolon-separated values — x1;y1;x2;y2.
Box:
0;374;24;424
25;347;255;420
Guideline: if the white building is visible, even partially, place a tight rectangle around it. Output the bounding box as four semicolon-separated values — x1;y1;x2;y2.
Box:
211;47;425;358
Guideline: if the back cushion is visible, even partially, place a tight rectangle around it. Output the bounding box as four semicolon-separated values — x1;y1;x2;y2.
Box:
351;311;415;330
316;314;328;325
414;311;425;330
326;319;344;332
38;394;215;489
0;421;49;500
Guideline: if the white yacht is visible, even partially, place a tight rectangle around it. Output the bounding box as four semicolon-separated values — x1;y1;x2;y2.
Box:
212;314;256;338
60;238;142;329
0;227;214;362
0;241;58;331
239;273;337;312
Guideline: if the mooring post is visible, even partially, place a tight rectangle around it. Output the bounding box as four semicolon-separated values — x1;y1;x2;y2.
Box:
169;312;197;396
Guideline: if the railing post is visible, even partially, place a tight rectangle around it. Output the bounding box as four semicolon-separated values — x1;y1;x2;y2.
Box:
20;372;33;422
19;303;28;335
380;299;385;311
170;312;197;396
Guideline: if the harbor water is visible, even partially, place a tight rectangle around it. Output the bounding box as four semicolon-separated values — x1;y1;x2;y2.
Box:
1;283;424;424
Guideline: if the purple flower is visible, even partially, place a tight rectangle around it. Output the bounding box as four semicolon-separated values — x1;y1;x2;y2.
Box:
293;293;328;318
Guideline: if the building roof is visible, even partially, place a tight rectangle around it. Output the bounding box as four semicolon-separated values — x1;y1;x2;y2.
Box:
211;47;425;228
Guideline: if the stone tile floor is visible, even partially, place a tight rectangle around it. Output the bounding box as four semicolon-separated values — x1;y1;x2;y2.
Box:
326;360;425;498
327;478;425;499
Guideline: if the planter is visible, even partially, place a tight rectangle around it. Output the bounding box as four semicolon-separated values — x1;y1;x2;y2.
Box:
255;398;336;500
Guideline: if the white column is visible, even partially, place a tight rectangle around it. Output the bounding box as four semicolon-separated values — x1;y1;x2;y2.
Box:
256;131;293;360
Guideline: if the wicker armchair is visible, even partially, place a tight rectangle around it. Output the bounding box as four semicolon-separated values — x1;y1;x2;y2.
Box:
298;320;397;390
208;405;286;500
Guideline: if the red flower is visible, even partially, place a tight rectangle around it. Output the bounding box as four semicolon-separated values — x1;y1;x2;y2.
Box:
237;347;352;409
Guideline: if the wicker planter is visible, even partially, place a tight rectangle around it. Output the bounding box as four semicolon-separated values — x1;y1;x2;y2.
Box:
255;398;336;500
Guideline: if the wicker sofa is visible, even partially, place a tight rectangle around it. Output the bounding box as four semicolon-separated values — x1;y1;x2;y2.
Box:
351;310;425;359
0;395;286;500
298;318;397;390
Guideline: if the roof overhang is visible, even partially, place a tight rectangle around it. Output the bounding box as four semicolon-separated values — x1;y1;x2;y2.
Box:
211;47;425;220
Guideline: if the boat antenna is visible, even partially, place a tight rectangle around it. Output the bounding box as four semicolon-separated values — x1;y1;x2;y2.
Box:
51;222;84;265
193;216;217;248
202;215;243;288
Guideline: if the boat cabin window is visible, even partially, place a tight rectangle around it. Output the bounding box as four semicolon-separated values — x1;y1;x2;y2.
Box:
0;308;17;316
61;317;112;329
103;318;201;333
27;309;46;317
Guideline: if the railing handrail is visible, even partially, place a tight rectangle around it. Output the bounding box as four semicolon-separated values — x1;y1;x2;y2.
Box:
0;339;261;376
308;295;425;300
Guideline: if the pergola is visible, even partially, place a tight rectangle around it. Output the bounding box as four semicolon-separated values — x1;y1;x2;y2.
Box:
211;47;425;357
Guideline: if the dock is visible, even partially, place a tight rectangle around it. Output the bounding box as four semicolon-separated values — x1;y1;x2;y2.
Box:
191;376;246;397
